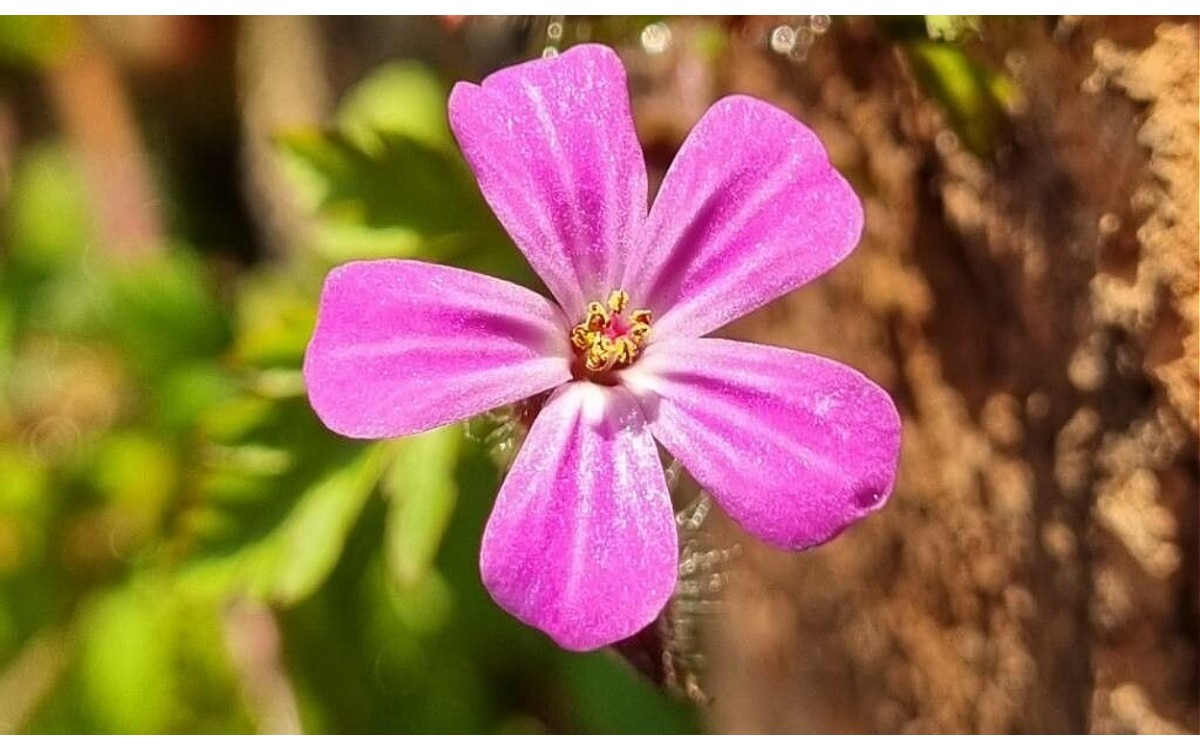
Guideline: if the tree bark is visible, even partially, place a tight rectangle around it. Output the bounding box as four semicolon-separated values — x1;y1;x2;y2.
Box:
643;17;1200;734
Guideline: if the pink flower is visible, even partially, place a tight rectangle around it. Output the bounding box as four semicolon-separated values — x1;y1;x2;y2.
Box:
304;45;901;651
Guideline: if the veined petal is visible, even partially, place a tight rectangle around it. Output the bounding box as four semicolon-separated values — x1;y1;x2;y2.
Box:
624;96;863;339
304;260;571;438
624;338;900;550
480;382;676;651
449;44;648;318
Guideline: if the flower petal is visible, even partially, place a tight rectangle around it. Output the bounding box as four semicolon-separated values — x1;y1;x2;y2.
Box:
448;44;647;317
304;260;571;438
624;338;900;549
624;96;864;339
480;382;676;651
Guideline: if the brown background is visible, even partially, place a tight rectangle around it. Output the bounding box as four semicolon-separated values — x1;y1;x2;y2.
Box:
639;17;1199;733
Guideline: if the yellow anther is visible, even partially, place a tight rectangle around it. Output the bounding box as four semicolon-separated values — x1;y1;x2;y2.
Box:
585;339;612;371
611;337;638;364
570;324;594;351
628;322;651;344
585;302;608;332
606;290;629;314
570;290;653;376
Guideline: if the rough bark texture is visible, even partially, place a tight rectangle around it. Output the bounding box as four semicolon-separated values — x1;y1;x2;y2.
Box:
628;17;1198;733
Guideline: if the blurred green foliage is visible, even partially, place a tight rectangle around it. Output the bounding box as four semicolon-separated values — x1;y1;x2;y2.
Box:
276;60;531;286
876;15;1016;157
923;15;980;43
0;16;74;67
906;40;1016;156
0;34;694;733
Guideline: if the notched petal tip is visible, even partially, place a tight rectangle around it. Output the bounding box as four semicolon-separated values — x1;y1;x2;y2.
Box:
443;76;485;152
448;42;633;142
449;44;629;115
446;43;647;317
482;43;627;86
445;79;482;126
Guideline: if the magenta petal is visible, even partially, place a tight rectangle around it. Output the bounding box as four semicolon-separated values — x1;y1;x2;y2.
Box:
625;338;900;550
624;96;864;339
480;382;676;651
303;260;571;439
448;45;647;317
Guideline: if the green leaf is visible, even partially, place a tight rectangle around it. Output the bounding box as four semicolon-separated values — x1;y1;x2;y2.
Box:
89;433;177;536
5;142;91;276
196;394;276;444
272;61;525;276
0;16;74;68
230;274;318;369
276;129;485;238
906;40;1011;156
558;650;699;734
0;302;12;380
924;15;980;42
0;448;47;516
157;362;239;431
336;60;454;153
97;249;230;376
0;447;49;578
77;580;176;732
250;443;389;606
383;426;462;588
72;577;254;733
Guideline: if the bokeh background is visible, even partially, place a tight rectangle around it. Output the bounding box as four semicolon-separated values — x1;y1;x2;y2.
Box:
0;16;1195;734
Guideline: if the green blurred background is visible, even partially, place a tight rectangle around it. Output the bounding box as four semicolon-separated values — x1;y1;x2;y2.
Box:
0;15;704;734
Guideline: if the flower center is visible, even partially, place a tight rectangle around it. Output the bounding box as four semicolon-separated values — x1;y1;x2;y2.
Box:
570;289;652;376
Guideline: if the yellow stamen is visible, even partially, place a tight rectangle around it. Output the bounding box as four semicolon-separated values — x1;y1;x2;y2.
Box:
570;289;653;375
570;324;593;351
628;322;651;345
611;337;638;364
585;302;608;331
606;290;629;314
